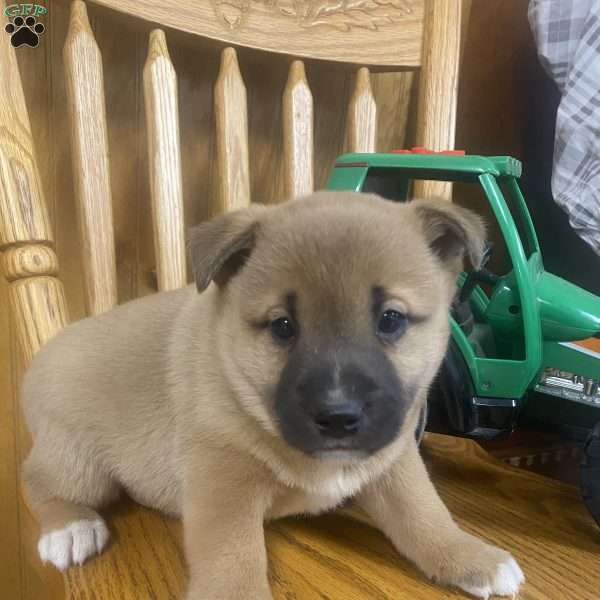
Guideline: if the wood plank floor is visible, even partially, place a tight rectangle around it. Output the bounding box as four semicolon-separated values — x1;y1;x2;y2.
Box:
3;398;599;600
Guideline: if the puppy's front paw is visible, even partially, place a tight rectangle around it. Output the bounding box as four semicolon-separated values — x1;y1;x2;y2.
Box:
459;555;524;599
38;518;110;570
427;533;524;599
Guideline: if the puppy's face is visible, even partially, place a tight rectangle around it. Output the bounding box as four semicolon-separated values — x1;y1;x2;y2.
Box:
189;192;484;459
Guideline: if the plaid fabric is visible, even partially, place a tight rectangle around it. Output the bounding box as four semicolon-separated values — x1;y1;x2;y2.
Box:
528;0;600;256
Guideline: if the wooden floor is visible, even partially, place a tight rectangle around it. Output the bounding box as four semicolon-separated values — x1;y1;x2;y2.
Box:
2;406;599;600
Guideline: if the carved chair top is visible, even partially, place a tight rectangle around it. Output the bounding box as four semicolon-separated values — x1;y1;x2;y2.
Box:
90;0;425;67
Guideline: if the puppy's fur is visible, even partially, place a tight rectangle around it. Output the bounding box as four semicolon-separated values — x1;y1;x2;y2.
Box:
21;192;524;599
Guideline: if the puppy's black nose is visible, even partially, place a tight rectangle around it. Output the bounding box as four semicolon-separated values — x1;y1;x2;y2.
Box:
314;405;363;438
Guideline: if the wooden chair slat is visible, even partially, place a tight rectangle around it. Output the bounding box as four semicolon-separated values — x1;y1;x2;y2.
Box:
214;47;250;214
0;31;69;363
283;60;313;199
143;29;187;291
64;0;118;315
414;0;463;200
346;67;377;153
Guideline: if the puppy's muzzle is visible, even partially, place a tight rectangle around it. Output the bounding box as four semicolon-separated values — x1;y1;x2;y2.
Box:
275;347;408;456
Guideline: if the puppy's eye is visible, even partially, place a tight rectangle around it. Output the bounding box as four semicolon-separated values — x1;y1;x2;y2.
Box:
377;310;407;338
270;317;296;342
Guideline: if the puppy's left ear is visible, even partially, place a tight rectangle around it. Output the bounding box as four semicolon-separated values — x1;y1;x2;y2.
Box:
413;198;486;271
187;204;268;292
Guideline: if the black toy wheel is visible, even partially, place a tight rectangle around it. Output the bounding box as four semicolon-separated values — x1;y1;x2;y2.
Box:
581;421;600;528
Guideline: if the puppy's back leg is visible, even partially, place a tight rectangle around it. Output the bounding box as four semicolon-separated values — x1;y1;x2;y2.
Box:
22;440;119;571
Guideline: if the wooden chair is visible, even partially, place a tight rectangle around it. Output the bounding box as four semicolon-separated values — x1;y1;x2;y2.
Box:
8;1;585;599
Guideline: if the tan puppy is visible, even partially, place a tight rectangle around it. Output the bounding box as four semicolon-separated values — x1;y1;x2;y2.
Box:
21;191;524;599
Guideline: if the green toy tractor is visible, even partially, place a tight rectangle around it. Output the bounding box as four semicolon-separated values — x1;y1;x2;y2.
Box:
325;149;600;526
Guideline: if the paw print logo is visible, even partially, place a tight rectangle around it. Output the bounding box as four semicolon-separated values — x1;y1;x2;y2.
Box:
5;15;45;48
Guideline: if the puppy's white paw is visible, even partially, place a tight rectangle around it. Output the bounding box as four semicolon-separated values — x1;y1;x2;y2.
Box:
38;519;109;571
493;556;525;596
460;555;525;599
424;533;525;600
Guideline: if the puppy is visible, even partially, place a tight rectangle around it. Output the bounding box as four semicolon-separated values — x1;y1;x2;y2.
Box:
21;191;524;599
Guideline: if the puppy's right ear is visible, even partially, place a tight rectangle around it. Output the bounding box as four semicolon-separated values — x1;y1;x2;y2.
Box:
187;204;268;293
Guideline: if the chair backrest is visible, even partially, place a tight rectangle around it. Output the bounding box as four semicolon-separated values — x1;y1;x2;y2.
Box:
0;0;465;363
